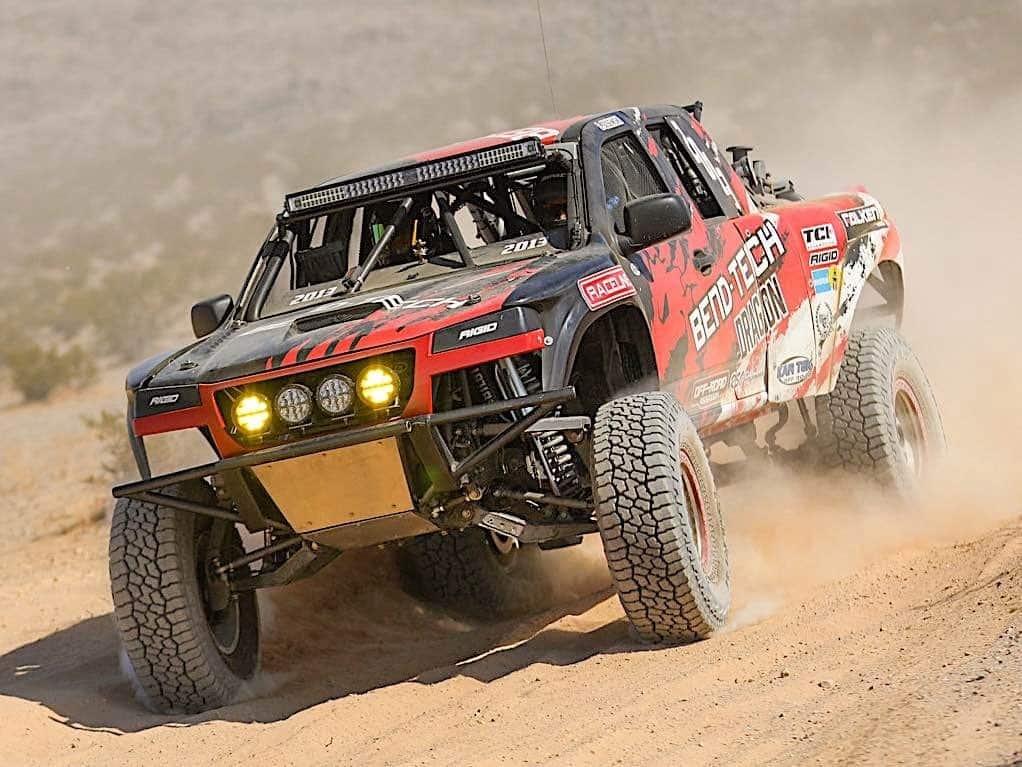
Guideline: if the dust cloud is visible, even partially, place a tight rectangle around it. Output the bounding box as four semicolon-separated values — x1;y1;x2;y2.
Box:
3;0;1021;648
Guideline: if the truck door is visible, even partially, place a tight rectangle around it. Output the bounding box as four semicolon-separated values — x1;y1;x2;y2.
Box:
644;118;773;414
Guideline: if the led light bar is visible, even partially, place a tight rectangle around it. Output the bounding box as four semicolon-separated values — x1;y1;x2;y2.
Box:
284;137;544;216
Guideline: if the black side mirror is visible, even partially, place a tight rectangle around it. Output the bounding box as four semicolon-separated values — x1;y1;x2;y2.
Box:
191;294;234;338
621;194;692;248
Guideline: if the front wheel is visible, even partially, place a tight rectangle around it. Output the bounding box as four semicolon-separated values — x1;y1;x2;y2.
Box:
592;391;730;643
109;481;260;713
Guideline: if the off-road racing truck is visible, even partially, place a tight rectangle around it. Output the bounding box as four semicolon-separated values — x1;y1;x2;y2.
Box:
111;102;945;713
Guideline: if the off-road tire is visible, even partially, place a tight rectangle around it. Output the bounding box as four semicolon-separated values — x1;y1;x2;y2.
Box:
816;327;945;497
592;391;730;643
109;481;259;713
398;528;555;619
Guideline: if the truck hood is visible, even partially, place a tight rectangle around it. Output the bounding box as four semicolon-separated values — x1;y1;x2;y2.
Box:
146;255;555;387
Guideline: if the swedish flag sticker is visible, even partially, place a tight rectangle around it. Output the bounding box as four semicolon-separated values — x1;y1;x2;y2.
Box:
812;266;841;295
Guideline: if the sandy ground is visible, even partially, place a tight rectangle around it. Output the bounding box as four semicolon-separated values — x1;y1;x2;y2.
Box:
3;1;1021;764
1;408;1019;767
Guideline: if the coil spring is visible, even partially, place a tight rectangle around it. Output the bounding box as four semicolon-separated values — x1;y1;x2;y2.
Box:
513;359;581;497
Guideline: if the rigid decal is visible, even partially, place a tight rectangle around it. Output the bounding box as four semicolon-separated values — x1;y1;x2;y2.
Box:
578;266;636;310
801;223;837;251
149;393;180;406
689;219;787;352
776;355;813;385
458;321;498;341
808;248;840;267
811;266;842;295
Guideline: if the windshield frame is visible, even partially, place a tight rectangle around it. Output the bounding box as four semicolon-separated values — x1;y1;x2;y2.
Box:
241;143;585;320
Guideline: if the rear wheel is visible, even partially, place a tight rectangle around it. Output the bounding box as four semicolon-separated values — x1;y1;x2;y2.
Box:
816;327;946;497
397;527;555;619
592;391;730;643
109;481;259;713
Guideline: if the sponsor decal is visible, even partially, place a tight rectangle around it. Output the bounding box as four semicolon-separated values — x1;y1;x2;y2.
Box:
733;274;789;356
149;393;180;406
668;117;741;211
500;235;548;255
594;115;625;131
379;294;470;311
776;355;813;385
838;204;883;231
578;266;636;310
690;219;788;353
801;223;837;251
689;370;731;409
457;321;498;341
808;248;840;267
489;126;560;142
811;266;842;295
289;286;340;306
816;302;833;338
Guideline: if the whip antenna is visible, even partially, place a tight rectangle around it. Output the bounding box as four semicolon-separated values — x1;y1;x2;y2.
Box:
535;0;559;116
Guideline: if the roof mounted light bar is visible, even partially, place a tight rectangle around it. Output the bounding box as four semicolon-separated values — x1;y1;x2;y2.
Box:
283;137;546;218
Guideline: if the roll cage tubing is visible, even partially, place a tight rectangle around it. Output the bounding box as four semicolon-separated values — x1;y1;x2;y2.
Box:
237;144;584;321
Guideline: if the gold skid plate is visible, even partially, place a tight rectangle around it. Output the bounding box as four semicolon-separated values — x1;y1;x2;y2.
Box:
251;437;414;533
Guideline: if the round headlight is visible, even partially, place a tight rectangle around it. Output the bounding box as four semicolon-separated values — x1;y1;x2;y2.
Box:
275;383;313;425
316;374;355;415
357;365;399;408
233;393;271;435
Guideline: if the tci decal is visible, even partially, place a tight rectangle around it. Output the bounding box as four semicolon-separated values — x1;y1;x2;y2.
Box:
801;223;837;251
776;356;813;385
578;266;636;310
689;219;787;352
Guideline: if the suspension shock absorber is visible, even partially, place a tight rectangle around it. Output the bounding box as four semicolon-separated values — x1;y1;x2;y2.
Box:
470;366;496;405
497;357;581;497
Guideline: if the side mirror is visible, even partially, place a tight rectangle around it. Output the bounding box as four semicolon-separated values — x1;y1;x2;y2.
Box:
621;194;692;248
191;294;234;338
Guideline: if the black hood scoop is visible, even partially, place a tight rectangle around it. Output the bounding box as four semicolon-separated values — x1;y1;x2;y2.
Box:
293;301;383;333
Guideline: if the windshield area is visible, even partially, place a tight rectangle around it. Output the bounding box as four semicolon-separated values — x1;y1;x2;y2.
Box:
253;154;579;318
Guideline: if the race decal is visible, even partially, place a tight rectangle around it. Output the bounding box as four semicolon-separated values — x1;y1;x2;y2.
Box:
594;115;625;131
578;266;636;310
458;321;498;341
811;266;842;295
379;294;470;311
776;355;813;385
801;223;837;251
808;248;840;267
688;370;731;409
816;302;834;338
689;219;788;353
500;235;548;255
838;204;886;238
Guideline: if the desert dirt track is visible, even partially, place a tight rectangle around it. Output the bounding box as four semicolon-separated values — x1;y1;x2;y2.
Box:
1;438;1020;766
3;1;1022;763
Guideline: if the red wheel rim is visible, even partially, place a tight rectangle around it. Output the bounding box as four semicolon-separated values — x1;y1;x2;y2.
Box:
893;376;927;477
680;449;711;569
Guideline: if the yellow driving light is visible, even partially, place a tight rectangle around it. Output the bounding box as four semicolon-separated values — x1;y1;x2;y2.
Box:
233;393;271;434
357;365;399;408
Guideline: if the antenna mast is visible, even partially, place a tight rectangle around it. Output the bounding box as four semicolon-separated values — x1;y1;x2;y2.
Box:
535;0;559;116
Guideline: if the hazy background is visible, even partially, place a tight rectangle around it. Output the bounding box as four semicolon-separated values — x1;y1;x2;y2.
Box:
1;0;1021;540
